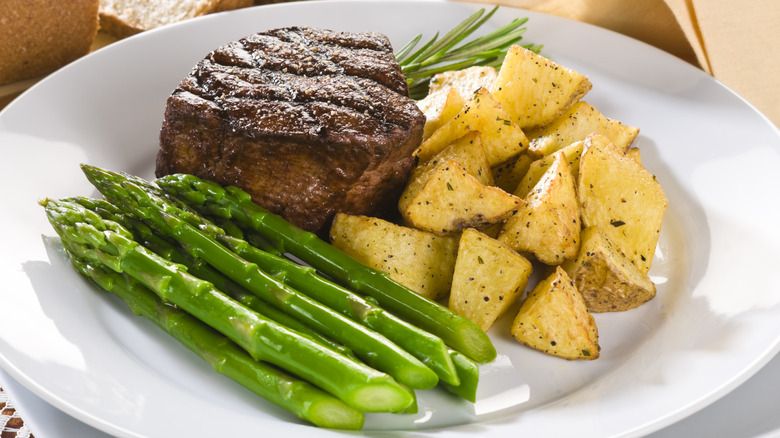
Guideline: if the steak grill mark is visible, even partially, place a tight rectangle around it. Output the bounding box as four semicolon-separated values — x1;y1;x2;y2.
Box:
156;26;425;234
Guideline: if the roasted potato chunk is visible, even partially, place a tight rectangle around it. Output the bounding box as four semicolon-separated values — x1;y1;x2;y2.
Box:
498;151;581;264
491;46;592;130
417;87;466;140
561;226;656;312
514;140;585;199
526;101;639;156
449;228;533;332
625;147;642;165
401;160;522;235
511;266;599;360
415;87;529;166
491;153;534;194
578;133;667;273
428;66;498;97
399;132;492;213
329;213;458;301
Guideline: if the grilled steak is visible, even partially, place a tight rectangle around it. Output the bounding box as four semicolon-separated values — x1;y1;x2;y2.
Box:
156;26;425;234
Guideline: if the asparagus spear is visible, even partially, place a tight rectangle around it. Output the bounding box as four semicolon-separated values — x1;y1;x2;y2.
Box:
146;217;475;403
70;196;357;360
155;173;497;363
441;350;480;403
85;194;472;399
218;232;460;386
91;185;461;387
41;198;413;413
65;253;364;429
80;165;439;391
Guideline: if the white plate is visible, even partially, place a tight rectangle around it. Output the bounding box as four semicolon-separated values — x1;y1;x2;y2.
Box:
6;353;780;438
1;1;779;437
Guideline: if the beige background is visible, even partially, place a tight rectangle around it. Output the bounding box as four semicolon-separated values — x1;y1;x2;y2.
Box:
459;0;780;128
2;0;779;128
0;1;778;435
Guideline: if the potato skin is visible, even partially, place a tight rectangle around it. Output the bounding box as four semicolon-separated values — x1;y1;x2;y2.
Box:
449;228;533;332
415;88;529;166
511;266;599;360
561;226;656;312
401;161;522;236
498;151;581;265
577;133;667;274
526;101;639;157
491;46;592;130
329;213;458;301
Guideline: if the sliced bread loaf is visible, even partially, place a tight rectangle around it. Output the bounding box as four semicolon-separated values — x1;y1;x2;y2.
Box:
0;0;99;84
98;0;256;39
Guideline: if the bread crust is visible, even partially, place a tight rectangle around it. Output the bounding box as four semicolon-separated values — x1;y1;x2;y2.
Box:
98;0;255;39
0;0;99;84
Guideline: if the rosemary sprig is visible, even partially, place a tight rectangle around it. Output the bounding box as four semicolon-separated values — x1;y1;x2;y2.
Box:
396;6;542;100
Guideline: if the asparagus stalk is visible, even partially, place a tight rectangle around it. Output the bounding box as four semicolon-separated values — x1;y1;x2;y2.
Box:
65;253;364;429
155;173;497;363
80;165;438;391
441;350;480;403
96;185;461;387
143;213;468;397
212;220;480;401
219;233;460;386
182;226;475;404
70;196;357;360
42;198;413;413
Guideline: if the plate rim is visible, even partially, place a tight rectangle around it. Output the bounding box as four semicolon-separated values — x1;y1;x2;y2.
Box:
2;1;780;437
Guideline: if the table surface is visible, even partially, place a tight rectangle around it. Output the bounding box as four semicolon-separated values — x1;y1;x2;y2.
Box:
2;4;778;436
0;384;33;438
2;350;780;438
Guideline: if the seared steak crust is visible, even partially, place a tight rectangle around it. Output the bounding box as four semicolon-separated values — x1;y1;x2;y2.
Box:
156;27;424;234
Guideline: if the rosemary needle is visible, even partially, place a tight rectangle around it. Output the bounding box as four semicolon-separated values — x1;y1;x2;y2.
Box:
396;6;542;100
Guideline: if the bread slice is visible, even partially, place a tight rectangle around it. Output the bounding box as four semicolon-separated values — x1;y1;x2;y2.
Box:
0;0;99;84
99;0;255;39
